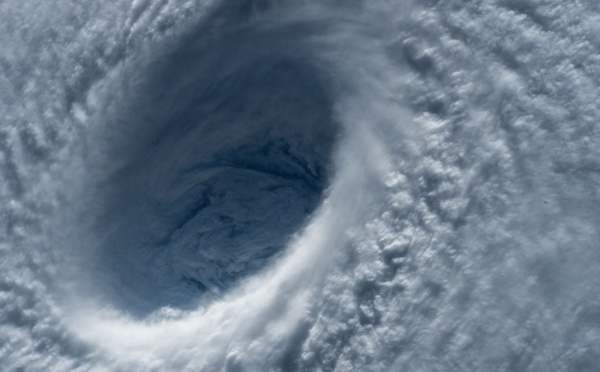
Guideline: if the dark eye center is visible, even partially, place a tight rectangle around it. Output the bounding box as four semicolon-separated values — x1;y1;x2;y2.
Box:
91;50;337;314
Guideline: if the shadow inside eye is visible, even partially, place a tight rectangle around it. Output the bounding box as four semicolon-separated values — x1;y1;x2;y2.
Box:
90;51;338;315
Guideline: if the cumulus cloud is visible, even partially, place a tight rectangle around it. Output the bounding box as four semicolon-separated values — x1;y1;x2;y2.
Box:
2;0;600;371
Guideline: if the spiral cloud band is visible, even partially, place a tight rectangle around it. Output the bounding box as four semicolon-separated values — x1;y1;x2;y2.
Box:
2;0;600;371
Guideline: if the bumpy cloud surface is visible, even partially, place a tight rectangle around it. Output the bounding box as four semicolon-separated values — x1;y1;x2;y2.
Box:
2;1;600;371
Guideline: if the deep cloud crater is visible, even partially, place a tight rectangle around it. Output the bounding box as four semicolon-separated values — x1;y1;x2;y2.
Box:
78;25;338;315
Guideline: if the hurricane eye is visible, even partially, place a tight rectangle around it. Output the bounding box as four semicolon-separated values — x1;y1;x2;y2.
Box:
88;47;338;314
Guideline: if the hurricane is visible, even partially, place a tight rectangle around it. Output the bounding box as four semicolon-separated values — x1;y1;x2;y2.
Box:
2;0;600;371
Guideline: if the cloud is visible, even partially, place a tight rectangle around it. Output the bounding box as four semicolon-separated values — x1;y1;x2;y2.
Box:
3;0;600;371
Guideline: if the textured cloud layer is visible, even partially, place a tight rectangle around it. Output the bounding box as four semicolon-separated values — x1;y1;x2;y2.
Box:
2;0;600;371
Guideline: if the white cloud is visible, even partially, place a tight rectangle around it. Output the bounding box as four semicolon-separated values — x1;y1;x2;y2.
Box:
2;0;600;371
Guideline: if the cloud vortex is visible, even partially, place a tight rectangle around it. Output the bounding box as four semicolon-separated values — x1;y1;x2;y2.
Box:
2;0;600;371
